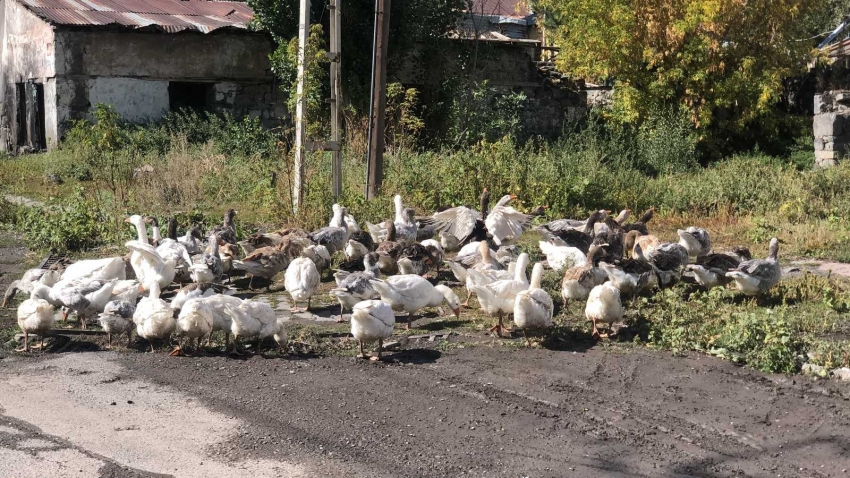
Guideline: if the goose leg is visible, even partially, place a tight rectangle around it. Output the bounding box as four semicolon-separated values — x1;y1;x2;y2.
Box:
107;333;112;349
336;303;345;322
229;335;243;356
62;308;68;322
149;340;155;353
207;332;213;347
79;314;87;330
407;313;417;330
306;297;312;312
15;331;29;352
371;339;383;361
489;312;510;337
357;340;367;359
590;319;601;340
462;290;472;308
40;334;45;352
523;329;531;347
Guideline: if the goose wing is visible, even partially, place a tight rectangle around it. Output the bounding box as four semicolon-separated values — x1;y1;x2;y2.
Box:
485;207;528;245
432;206;481;243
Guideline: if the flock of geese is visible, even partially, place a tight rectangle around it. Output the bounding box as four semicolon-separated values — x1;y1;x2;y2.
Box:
6;188;782;360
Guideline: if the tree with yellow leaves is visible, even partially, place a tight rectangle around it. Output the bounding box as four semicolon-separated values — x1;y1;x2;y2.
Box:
533;0;825;137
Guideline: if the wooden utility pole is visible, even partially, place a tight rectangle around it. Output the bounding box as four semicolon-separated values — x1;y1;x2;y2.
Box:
329;0;342;198
292;0;311;212
365;0;391;199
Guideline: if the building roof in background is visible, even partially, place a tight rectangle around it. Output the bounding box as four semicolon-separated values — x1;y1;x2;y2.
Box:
15;0;254;34
468;0;530;19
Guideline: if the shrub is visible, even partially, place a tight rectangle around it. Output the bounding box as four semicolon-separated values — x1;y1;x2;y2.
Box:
16;187;119;251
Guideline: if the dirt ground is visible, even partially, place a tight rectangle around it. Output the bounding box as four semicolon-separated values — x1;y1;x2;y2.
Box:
1;237;849;477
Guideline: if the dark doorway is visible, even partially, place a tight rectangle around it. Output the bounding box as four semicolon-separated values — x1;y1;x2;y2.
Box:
168;82;213;112
15;81;46;151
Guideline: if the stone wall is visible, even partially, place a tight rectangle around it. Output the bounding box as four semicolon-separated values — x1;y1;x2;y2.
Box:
51;29;287;136
1;10;287;153
813;90;850;167
0;0;57;150
395;40;595;138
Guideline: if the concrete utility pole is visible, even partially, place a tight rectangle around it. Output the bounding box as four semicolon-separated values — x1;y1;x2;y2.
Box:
292;0;311;212
365;0;391;199
329;0;342;198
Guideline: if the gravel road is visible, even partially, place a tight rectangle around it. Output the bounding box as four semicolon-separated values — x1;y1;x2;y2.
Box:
1;343;848;477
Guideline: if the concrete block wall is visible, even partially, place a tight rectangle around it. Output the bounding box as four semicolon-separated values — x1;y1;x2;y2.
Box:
813;90;850;167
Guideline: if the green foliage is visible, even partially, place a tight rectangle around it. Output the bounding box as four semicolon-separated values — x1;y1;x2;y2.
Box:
249;0;467;115
271;23;328;138
385;83;425;152
16;187;118;251
447;82;528;147
533;0;823;150
636;107;698;175
642;287;804;373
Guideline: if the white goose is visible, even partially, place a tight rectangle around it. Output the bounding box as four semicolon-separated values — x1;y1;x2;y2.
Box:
97;299;135;348
125;215;176;291
155;226;192;283
370;275;461;329
171;283;215;312
329;203;362;232
726;237;781;297
345;239;370;261
60;257;126;282
365;195;411;244
174;297;214;355
350;300;395;360
465;252;527;308
561;245;607;304
226;299;287;354
331;253;380;320
469;253;530;337
513;263;554;344
16;288;55;352
50;278;117;329
284;257;320;312
133;282;176;352
203;293;244;348
585;282;624;339
539;238;587;273
110;279;141;304
485;194;529;246
3;268;61;307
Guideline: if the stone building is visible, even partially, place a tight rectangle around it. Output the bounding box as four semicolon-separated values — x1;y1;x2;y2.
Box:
814;23;850;166
0;0;285;153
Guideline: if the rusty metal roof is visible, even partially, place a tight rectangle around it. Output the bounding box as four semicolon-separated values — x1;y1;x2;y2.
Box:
17;0;254;33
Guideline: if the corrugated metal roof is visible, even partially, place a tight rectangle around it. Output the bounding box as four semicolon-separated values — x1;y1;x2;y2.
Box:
17;0;253;33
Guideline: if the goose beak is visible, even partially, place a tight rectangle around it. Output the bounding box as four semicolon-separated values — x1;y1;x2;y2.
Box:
509;194;518;200
123;218;132;224
1;299;7;308
453;307;460;319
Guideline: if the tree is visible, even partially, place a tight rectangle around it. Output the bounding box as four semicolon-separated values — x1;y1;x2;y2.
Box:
533;0;826;138
248;0;468;114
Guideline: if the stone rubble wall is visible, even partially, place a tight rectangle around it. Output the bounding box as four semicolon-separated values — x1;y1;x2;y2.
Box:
813;90;850;167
